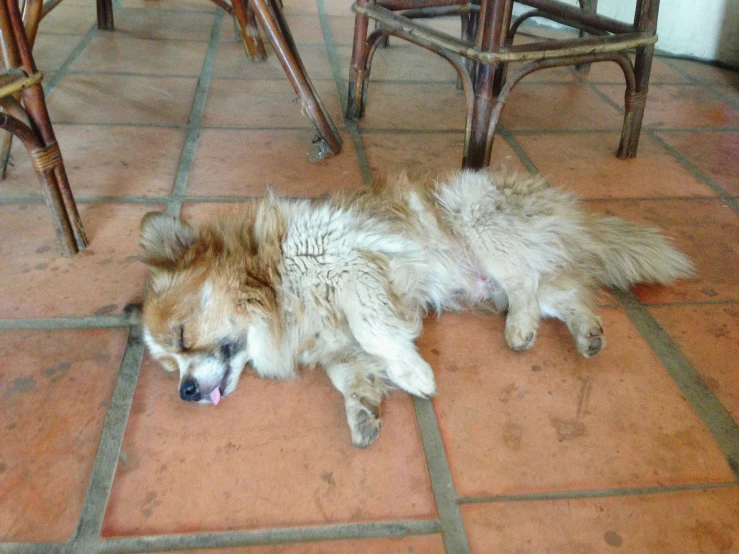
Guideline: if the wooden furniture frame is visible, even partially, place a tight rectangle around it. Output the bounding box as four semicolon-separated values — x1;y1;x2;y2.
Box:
346;0;659;168
228;0;343;160
2;0;341;180
0;0;87;256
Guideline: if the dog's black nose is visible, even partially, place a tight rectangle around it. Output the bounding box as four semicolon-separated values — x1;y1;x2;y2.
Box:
179;379;201;402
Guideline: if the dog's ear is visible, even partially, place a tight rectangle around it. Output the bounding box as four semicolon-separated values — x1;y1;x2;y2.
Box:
139;212;198;271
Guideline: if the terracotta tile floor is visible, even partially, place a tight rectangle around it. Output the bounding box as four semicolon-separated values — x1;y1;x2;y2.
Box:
1;1;737;552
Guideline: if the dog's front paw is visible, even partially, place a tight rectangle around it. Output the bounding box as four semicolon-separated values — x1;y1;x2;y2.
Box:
347;397;381;448
387;359;437;398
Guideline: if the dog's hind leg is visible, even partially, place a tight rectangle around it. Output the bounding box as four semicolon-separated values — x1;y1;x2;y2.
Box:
325;351;388;447
502;277;541;352
537;275;605;358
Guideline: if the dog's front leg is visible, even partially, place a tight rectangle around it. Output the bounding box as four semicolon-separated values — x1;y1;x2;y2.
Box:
325;351;388;448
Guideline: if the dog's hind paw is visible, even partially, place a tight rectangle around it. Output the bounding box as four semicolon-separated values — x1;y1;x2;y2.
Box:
577;324;605;358
505;326;537;352
347;399;381;448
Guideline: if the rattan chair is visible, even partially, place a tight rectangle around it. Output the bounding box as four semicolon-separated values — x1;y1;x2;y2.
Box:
347;0;659;168
0;0;87;256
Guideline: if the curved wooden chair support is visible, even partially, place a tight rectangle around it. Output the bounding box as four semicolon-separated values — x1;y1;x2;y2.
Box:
217;0;342;160
0;0;87;256
347;0;661;168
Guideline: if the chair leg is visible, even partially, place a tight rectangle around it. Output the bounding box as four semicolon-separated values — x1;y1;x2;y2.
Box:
458;11;478;91
617;44;653;158
575;0;598;73
23;83;88;252
0;130;12;179
464;0;512;169
248;0;342;158
346;0;371;121
232;0;267;61
96;0;114;30
617;0;658;158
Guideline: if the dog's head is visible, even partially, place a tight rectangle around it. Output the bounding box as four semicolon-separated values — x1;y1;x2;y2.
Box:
137;210;285;406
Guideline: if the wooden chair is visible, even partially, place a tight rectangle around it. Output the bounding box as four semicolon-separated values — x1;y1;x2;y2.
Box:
346;0;659;168
1;0;341;170
0;0;87;256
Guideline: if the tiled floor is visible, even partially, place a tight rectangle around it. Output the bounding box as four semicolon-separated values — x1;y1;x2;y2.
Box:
1;1;738;553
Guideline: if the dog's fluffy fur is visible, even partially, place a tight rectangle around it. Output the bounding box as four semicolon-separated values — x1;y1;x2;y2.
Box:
138;167;694;446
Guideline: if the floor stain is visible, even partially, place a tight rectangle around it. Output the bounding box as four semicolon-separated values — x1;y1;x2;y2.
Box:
6;377;36;398
94;304;118;316
604;530;622;547
551;418;587;441
503;422;523;451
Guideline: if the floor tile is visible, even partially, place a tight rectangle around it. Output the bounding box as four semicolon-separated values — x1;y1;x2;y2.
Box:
213;42;334;80
71;36;209;76
320;0;351;16
515;132;712;199
328;15;356;45
361;132;528;176
596;84;739;129
0;203;156;319
666;59;739;87
461;487;739;554
649;304;739;424
39;5;96;34
101;359;436;536
500;84;623;130
587;199;739;304
357;83;467;131
202;78;344;128
336;45;459;82
1;125;185;198
165;535;445;553
656;131;739;194
32;33;84;72
47;74;198;125
110;9;216;41
187;129;363;197
584;56;690;84
419;309;734;498
0;328;128;542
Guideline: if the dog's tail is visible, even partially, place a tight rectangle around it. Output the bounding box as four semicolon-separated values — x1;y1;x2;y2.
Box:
588;215;696;289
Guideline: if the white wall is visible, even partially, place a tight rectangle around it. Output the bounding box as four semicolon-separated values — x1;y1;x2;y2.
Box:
514;0;739;66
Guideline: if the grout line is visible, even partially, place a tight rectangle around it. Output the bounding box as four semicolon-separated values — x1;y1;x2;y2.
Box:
614;289;739;477
43;24;100;96
0;543;67;554
0;316;131;330
458;481;739;504
166;10;224;216
66;70;203;79
72;331;146;545
412;397;472;554
646;131;739;215
316;0;373;185
642;299;739;308
497;125;538;174
95;520;440;553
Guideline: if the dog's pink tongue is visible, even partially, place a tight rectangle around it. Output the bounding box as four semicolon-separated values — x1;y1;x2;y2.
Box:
210;388;221;406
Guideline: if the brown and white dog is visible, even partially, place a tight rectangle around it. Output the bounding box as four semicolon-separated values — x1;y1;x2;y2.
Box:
137;166;694;446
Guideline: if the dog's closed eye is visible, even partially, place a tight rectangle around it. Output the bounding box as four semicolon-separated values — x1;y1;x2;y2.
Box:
177;325;188;351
